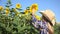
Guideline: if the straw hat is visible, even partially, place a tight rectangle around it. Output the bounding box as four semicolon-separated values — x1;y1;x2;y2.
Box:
40;10;56;26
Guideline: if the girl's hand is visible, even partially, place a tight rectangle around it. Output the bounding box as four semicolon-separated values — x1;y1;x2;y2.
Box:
32;9;36;15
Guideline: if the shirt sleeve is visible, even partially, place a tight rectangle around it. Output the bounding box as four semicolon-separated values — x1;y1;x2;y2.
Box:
32;15;42;28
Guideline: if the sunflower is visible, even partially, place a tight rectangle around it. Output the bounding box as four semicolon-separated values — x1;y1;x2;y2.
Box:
16;3;21;9
5;8;10;15
30;4;38;12
0;6;3;11
24;10;29;15
35;15;41;20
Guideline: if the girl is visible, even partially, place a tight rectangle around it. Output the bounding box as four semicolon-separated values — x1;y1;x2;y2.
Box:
32;9;55;34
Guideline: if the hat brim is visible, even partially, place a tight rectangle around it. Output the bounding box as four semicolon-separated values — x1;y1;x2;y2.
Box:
40;12;54;26
40;12;51;21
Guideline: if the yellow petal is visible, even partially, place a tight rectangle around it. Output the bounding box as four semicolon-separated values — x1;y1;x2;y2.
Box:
30;4;38;12
35;15;41;20
5;8;10;15
24;10;29;15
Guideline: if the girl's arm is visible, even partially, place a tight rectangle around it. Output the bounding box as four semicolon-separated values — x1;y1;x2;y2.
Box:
32;9;39;28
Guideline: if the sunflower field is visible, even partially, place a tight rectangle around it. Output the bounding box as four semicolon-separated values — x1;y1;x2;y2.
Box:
0;0;40;34
0;0;60;34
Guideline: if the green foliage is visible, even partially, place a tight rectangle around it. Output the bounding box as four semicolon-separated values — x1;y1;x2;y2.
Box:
0;10;39;34
54;23;60;34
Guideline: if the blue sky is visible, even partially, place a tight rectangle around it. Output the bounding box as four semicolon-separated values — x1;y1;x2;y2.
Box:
0;0;60;22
